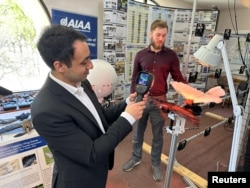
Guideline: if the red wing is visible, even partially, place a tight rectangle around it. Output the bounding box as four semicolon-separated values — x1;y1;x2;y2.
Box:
153;99;200;125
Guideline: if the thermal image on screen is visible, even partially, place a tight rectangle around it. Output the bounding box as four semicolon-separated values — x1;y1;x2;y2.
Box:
138;73;148;85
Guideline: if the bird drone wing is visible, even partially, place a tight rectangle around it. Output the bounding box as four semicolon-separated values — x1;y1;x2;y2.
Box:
170;81;226;104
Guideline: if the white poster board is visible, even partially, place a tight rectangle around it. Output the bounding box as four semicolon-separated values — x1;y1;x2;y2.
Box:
0;110;53;188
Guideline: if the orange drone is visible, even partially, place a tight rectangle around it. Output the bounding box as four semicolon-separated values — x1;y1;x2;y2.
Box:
152;81;226;125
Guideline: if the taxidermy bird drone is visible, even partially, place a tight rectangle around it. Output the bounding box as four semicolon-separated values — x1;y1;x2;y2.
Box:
152;81;226;125
170;81;226;104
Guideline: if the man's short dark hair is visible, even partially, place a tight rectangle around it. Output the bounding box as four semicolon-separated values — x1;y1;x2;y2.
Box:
37;24;87;69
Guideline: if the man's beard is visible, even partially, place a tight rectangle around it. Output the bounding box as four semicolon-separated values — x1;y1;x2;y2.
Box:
151;40;164;50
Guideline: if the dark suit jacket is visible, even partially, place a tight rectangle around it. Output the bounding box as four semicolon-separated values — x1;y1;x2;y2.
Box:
31;77;132;188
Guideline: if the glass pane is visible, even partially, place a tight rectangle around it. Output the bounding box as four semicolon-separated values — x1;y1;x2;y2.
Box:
0;0;50;92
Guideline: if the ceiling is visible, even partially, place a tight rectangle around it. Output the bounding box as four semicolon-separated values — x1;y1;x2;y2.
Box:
178;0;250;9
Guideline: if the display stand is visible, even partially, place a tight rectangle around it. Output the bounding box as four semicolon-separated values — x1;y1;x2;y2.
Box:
164;113;187;188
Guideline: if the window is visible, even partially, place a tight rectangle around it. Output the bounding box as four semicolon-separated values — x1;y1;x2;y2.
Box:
0;0;50;92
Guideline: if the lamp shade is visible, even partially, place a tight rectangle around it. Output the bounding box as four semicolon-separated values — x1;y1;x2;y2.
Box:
193;34;223;67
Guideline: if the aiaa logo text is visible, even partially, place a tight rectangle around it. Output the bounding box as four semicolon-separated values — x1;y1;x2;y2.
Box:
60;17;91;31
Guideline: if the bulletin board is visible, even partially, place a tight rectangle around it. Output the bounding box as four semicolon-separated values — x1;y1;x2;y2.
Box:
102;0;220;100
125;0;220;87
0;90;55;188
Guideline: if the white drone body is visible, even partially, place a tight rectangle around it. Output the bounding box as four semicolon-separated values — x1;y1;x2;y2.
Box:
87;59;118;103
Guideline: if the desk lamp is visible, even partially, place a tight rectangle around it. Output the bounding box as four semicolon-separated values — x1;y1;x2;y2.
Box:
193;34;243;171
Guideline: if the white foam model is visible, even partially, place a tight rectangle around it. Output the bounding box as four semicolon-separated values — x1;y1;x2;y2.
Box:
87;59;118;103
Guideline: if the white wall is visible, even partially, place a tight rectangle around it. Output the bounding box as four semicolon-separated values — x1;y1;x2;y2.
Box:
217;8;250;32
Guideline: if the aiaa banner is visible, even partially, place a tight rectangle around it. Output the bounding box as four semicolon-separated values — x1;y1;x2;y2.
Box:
52;9;98;59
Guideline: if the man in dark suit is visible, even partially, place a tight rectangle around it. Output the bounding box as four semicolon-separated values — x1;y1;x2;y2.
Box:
31;25;147;188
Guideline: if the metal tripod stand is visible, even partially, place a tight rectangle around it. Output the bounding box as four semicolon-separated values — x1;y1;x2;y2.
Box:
164;113;187;188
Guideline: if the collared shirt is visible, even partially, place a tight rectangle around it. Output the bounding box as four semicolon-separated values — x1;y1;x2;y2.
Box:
49;72;105;133
130;46;187;96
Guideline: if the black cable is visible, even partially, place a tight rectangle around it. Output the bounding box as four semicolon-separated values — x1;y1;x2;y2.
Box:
149;0;159;5
243;130;250;171
237;38;246;67
227;0;246;68
234;0;238;35
243;42;249;66
227;0;236;33
39;0;51;23
233;0;246;67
